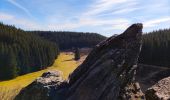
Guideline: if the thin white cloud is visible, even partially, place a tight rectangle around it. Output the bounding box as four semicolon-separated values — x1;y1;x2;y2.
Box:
47;18;130;31
0;12;42;30
47;23;78;30
1;0;170;36
56;0;134;32
7;0;33;18
112;7;140;14
80;18;130;27
12;19;41;30
84;0;129;16
48;0;132;31
0;12;14;20
101;24;130;32
144;17;170;28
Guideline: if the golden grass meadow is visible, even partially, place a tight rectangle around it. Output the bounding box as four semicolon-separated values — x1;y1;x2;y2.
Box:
0;52;84;100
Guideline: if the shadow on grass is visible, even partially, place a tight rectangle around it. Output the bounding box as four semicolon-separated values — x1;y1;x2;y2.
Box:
62;58;74;62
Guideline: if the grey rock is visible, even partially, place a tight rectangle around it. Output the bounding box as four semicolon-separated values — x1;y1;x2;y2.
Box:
67;23;143;100
15;23;144;100
145;77;170;100
14;70;67;100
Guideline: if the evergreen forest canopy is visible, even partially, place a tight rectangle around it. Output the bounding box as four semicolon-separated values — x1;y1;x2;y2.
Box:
0;23;105;80
32;31;106;50
0;23;59;80
139;28;170;67
1;22;170;80
35;28;170;67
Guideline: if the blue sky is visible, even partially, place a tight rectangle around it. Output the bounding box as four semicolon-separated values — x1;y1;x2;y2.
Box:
0;0;170;36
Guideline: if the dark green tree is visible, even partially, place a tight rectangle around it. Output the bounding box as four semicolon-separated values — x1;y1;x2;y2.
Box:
32;31;106;50
0;49;17;80
139;28;170;67
74;48;80;60
5;49;18;79
0;22;59;80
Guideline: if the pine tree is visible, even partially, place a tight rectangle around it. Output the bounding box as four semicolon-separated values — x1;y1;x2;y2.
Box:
139;28;170;67
0;23;59;80
6;49;18;79
34;31;106;50
74;48;80;60
0;49;17;80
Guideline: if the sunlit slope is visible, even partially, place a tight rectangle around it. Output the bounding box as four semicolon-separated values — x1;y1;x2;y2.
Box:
0;52;84;100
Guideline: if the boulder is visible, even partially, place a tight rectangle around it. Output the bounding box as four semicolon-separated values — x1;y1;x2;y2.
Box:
15;23;144;100
145;77;170;100
15;70;68;100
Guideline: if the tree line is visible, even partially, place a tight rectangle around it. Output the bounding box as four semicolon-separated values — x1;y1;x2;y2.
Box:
0;23;59;80
34;29;170;68
0;23;105;80
139;28;170;67
1;21;170;80
32;31;106;50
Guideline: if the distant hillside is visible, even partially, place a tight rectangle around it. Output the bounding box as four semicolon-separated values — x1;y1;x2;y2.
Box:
139;28;170;67
0;23;59;80
32;31;106;50
31;29;170;67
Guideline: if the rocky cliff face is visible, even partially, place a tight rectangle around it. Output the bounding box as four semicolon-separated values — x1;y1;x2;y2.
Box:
15;23;144;100
67;23;143;100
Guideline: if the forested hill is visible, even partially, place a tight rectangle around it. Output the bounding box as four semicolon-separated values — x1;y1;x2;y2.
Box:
139;28;170;67
0;23;59;80
32;31;106;50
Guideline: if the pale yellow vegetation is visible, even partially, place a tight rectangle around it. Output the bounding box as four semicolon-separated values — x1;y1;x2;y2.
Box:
0;52;85;100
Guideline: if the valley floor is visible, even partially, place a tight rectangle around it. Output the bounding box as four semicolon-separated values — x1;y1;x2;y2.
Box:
0;52;86;100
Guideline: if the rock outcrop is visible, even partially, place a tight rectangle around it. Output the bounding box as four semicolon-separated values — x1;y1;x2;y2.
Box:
145;77;170;100
15;70;67;100
15;23;144;100
67;23;144;100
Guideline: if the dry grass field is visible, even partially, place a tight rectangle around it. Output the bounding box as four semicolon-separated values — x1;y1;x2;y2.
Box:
0;52;86;100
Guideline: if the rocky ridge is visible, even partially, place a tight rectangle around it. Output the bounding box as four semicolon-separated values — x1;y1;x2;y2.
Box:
15;23;144;100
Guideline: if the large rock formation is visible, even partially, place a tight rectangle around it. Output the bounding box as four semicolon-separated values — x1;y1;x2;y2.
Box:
15;23;144;100
145;77;170;100
67;23;144;100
